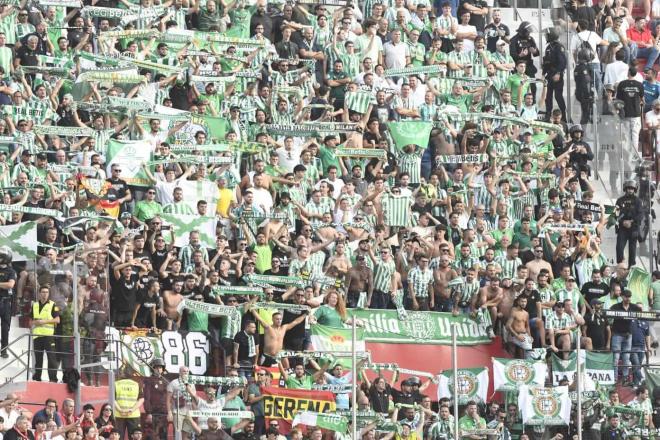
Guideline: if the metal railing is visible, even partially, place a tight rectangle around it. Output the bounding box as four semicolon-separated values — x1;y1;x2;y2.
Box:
0;330;171;393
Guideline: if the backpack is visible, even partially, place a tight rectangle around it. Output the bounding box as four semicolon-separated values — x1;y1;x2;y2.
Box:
576;32;596;62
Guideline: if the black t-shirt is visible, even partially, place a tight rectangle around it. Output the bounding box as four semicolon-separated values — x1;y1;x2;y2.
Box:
234;330;258;363
135;291;160;328
609;302;642;334
112;273;139;312
105;177;128;203
459;0;487;32
584;311;609;349
282;308;306;344
616;79;645;118
524;289;541;319
16;46;38;67
581;281;610;305
22;199;45;221
149;248;169;272
484;22;510;52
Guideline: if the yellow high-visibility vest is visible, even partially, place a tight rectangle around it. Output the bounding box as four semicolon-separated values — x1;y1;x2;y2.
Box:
32;300;56;337
115;379;141;418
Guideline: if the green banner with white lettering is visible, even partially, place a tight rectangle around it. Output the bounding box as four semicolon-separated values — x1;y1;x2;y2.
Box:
348;310;490;345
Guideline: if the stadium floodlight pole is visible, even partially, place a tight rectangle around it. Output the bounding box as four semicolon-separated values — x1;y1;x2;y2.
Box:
72;244;82;411
576;328;582;440
452;323;459;439
352;318;358;440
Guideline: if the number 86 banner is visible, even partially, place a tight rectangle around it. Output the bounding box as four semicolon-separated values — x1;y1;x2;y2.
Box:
103;327;210;376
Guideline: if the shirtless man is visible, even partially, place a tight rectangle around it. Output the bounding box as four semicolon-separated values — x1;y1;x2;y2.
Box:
344;213;372;242
324;241;351;278
344;254;374;308
473;278;503;338
249;309;307;365
433;255;459;312
526;243;553;282
316;213;342;242
506;294;533;359
163;279;185;323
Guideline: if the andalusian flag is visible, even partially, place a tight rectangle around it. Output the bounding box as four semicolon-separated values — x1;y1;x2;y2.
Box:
0;221;37;261
292;411;348;433
310;324;366;353
437;367;488;404
626;266;652;310
160;213;217;249
345;90;376;114
388;121;433;151
105;139;152;187
492;358;547;391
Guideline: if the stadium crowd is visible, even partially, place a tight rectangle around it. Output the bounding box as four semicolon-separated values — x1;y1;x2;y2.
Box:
0;0;657;438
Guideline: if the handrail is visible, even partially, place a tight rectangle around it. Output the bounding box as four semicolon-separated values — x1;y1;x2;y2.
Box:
0;330;172;390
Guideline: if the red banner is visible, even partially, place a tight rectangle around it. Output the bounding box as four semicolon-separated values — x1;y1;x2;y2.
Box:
262;386;336;434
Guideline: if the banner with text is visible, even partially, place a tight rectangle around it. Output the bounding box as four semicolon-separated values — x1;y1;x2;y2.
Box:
349;310;491;345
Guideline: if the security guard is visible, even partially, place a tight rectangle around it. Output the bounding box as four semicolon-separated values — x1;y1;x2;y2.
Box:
0;246;15;358
31;285;60;382
143;358;168;440
574;48;595;124
616;179;643;266
114;371;144;439
509;21;539;101
542;27;567;121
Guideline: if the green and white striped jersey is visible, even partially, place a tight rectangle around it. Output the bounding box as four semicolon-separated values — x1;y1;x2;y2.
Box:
381;194;412;227
554;287;582;308
163;202;195;215
397;150;423;184
373;257;396;292
408;266;434;298
495;255;521;280
454;278;480;305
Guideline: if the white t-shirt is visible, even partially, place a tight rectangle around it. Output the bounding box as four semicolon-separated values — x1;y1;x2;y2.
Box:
604;60;629;86
570;30;602;63
383;41;410;69
645;109;660;149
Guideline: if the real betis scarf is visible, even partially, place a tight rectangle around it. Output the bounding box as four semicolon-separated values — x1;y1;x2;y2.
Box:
293;412;348;433
33;125;95;137
176;299;238;316
78;71;145;83
188;410;254;419
384;65;447;77
104;96;152;111
245;274;305;287
335;148;386;159
187;375;247;386
436;154;488;164
0;203;62;218
215;286;264;296
81;6;131;18
254;302;310;312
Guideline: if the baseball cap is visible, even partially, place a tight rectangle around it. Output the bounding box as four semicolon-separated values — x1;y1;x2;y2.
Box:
21;150;32;156
36;152;47;160
590;298;603;306
120;212;132;219
496;40;507;46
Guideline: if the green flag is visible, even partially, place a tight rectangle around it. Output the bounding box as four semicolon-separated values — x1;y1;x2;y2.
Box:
388;121;433;151
626;266;651;310
0;221;37;261
160;213;217;249
437;367;489;404
191;115;231;141
105;139;152;187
